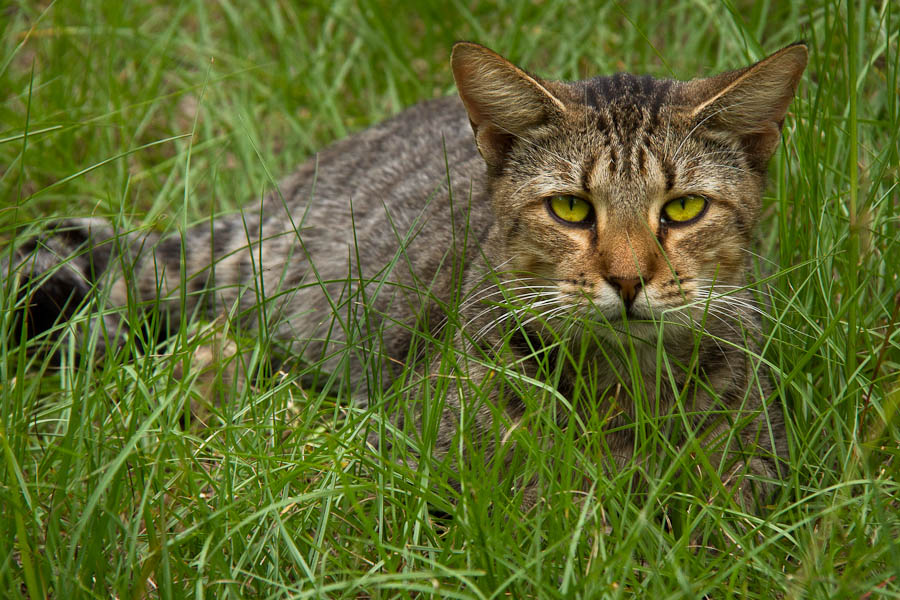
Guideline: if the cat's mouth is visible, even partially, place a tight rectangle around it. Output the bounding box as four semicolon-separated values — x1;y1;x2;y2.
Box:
598;302;648;322
601;309;629;323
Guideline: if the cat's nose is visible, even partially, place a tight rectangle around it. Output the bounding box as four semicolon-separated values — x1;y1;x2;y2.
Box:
607;276;642;307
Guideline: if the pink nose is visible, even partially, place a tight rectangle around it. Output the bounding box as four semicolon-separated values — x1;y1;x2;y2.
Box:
606;276;642;306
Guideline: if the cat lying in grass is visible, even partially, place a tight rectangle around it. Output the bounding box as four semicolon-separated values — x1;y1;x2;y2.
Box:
4;41;807;510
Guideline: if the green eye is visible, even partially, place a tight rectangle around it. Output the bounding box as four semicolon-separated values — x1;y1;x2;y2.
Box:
548;195;592;224
661;195;707;224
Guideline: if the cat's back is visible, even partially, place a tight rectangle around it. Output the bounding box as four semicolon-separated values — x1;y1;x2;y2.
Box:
270;94;490;279
211;95;487;282
232;95;491;365
277;95;484;222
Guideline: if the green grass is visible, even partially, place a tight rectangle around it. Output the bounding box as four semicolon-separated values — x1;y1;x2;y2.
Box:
2;0;899;597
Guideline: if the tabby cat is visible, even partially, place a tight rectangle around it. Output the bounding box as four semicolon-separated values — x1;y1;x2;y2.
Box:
5;42;807;508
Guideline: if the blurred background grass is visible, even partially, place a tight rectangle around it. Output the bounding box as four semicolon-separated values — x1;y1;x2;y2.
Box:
1;0;898;598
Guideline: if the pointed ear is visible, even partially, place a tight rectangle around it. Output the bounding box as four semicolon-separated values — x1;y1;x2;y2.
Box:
684;43;808;170
451;42;566;169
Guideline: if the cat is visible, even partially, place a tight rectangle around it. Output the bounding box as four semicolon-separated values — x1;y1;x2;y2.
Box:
3;41;807;509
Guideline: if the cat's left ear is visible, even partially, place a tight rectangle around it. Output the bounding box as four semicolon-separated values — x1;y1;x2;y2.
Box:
451;42;566;170
684;43;808;170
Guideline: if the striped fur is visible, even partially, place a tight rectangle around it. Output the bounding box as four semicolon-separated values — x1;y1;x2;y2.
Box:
4;42;807;509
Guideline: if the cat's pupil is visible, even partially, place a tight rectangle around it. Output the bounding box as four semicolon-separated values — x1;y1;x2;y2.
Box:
568;197;576;211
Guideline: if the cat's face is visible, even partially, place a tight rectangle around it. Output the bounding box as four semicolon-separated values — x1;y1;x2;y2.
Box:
489;91;760;326
452;43;806;337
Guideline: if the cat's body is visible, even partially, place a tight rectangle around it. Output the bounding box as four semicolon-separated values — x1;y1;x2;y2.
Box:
5;43;807;508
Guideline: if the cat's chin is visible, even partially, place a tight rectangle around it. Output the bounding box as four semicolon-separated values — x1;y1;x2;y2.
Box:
575;321;665;356
581;304;695;346
593;303;654;324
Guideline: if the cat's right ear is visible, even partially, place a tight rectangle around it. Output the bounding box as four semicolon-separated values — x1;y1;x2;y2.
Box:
683;43;808;171
451;42;566;169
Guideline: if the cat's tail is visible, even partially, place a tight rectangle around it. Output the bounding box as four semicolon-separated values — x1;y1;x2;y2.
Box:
2;218;165;351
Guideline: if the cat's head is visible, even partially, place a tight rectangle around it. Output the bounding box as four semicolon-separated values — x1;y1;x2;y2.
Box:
451;42;806;334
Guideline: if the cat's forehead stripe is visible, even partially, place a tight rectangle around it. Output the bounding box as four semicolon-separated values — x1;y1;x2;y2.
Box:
574;75;676;188
581;155;597;192
585;132;660;190
579;75;673;123
663;160;676;191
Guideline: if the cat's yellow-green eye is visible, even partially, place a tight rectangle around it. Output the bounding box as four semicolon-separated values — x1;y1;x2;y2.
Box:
548;195;592;224
661;195;707;224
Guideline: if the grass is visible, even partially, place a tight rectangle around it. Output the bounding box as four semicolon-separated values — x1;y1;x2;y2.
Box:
1;0;899;597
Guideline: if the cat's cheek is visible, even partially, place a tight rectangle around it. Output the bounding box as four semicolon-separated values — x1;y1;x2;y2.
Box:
663;229;730;280
713;247;745;277
651;238;695;284
682;233;744;281
540;229;595;275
